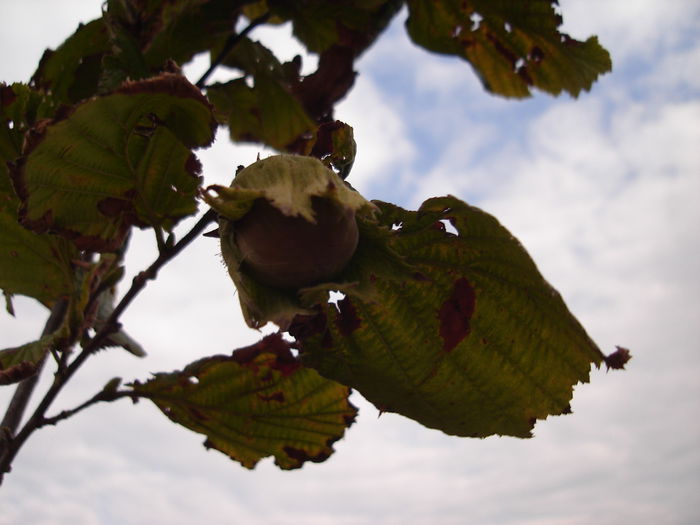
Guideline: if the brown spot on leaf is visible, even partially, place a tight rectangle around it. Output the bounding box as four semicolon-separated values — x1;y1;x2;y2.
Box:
310;120;345;159
0;361;38;385
438;278;476;352
517;65;534;86
117;72;211;108
335;296;360;336
1;85;17;107
289;310;333;350
486;31;518;69
231;333;301;377
283;446;331;467
530;46;545;63
431;220;446;232
189;407;208;421
185;153;202;177
97;196;132;218
232;333;294;364
66;228;130;252
343;404;358;426
258;391;285;403
605;346;632;370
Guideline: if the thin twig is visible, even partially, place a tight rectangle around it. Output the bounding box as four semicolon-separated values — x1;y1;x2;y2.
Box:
195;11;271;89
0;8;263;484
0;299;68;441
153;226;167;253
41;389;134;427
0;209;218;483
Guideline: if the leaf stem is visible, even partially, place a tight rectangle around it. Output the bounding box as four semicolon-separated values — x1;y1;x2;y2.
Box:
195;11;271;89
154;226;167;253
40;389;135;427
0;209;218;484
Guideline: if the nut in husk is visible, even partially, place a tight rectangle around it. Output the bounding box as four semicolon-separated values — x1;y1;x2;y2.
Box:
203;154;377;328
233;196;359;289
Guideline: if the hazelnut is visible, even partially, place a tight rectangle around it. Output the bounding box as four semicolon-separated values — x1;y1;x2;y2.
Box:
232;196;359;289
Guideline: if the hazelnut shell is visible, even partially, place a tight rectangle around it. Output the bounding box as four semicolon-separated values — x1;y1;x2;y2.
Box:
233;196;359;289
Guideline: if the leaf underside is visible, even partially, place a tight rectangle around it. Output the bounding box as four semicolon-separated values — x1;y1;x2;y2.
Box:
0;334;57;385
405;0;612;98
292;196;605;438
131;334;357;469
12;73;216;252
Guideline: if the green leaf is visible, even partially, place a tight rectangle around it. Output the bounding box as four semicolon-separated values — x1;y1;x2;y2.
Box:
12;73;216;252
311;121;357;179
208;77;315;153
217;36;284;76
131;333;357;470
31;19;110;105
0;83;56;160
242;1;285;25
207;38;316;153
0;206;76;307
100;0;241;91
144;0;242;69
268;0;403;54
405;0;612;98
1;86;77;306
291;196;606;438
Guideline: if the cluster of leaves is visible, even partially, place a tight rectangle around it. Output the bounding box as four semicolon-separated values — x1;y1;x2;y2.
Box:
1;0;625;475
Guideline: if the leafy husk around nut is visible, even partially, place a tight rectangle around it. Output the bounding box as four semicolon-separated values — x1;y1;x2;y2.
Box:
203;154;381;329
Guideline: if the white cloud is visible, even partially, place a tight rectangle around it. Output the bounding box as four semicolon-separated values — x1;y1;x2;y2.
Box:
0;0;101;83
335;74;416;197
3;2;700;525
560;0;700;62
396;22;700;520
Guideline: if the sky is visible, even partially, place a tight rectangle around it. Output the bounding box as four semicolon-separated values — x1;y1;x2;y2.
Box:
1;1;699;524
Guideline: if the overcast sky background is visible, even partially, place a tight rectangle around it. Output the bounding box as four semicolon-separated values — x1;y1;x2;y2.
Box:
1;1;699;524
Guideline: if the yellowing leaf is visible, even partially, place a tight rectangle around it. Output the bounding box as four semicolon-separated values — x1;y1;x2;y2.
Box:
131;334;357;469
207;74;315;152
405;0;612;98
292;196;607;438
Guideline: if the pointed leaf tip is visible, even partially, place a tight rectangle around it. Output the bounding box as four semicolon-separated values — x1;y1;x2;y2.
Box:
604;346;632;370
